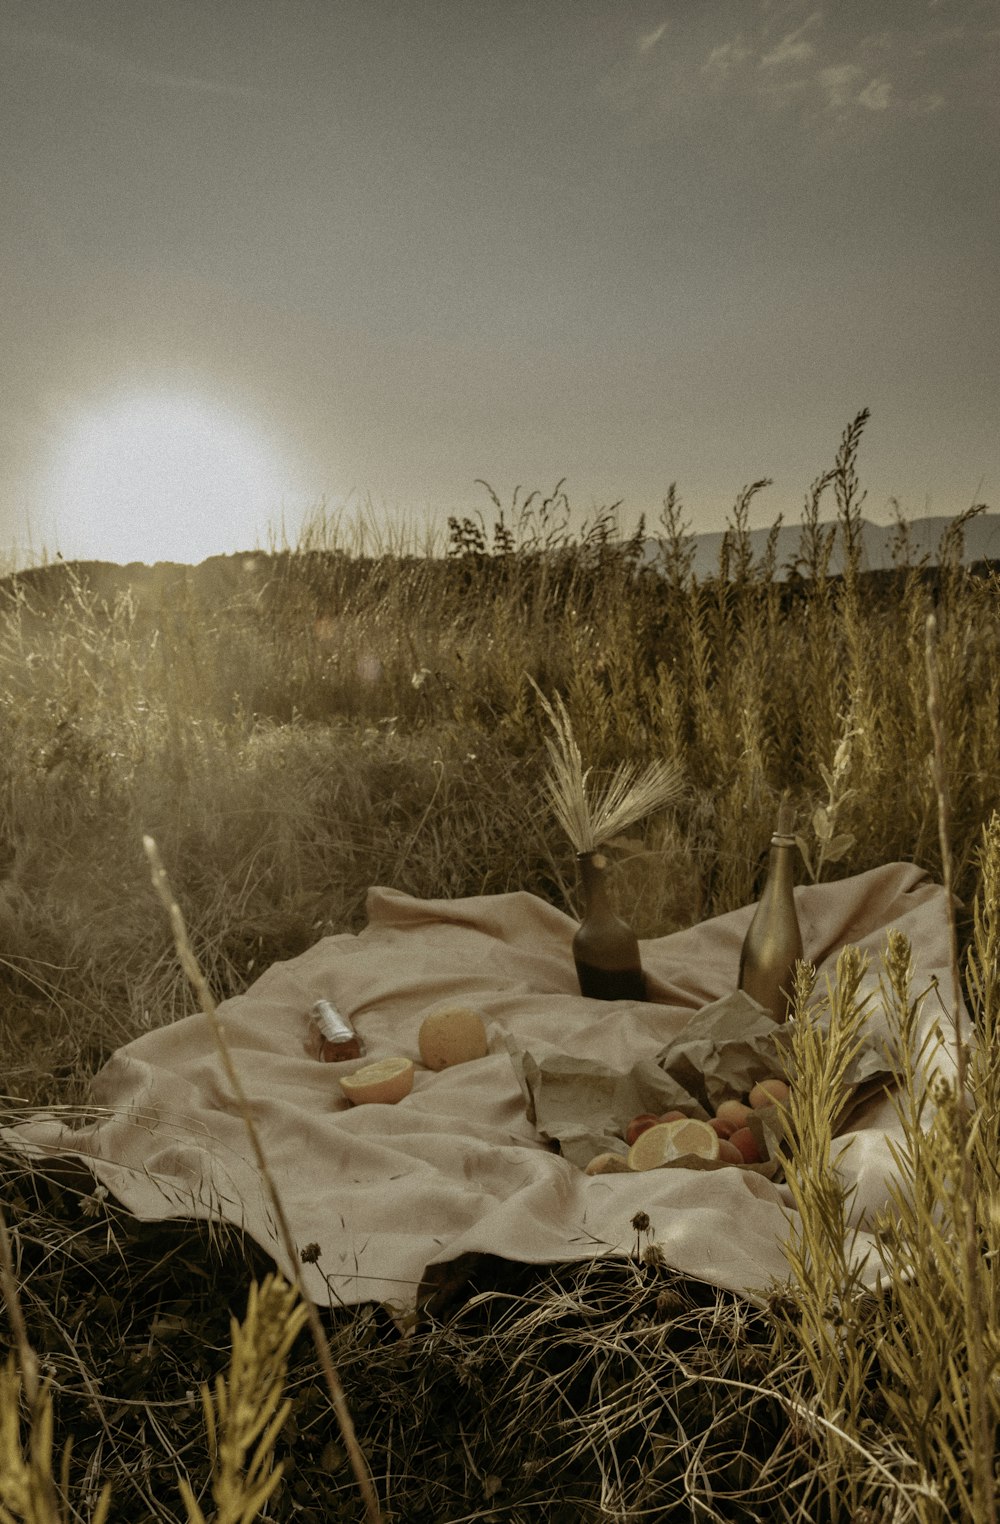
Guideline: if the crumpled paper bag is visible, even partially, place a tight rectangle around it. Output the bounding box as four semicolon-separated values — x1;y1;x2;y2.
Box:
507;989;896;1174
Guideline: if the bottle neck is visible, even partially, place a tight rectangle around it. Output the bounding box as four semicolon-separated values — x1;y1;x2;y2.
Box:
577;851;612;913
763;836;797;896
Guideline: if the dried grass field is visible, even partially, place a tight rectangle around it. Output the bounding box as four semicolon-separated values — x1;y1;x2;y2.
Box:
1;415;998;1521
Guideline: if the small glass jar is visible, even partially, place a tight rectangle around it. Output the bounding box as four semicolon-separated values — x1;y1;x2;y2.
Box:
308;1000;366;1062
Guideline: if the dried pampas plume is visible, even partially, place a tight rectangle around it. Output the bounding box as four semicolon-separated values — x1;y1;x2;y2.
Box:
529;677;682;853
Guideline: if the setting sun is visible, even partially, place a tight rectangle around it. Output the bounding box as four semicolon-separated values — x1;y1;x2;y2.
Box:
38;390;305;564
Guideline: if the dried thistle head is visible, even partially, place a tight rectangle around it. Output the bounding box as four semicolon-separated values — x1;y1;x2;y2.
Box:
529;678;681;854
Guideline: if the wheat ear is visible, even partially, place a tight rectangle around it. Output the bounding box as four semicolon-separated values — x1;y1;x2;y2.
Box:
178;1273;308;1524
528;677;681;852
924;615;996;1524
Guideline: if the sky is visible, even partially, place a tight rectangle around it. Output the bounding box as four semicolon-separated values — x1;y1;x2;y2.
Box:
2;0;999;565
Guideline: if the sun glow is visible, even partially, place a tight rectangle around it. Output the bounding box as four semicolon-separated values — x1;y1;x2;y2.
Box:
38;390;308;564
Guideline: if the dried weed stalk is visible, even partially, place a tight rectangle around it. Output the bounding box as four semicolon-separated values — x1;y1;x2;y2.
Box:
795;707;860;884
143;835;383;1524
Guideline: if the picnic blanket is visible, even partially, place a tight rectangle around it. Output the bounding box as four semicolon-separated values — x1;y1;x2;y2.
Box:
3;862;963;1311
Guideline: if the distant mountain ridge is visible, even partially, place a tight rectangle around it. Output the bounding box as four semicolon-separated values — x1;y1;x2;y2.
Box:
643;512;1000;581
1;513;996;618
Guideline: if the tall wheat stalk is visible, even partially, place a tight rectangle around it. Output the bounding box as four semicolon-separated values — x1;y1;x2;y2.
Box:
772;621;1000;1522
872;933;978;1518
776;948;882;1519
143;836;383;1524
0;1186;100;1524
178;1273;308;1524
911;615;995;1521
0;1353;111;1524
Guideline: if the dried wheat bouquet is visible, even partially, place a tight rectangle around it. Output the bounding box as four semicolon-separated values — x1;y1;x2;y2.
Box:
529;677;682;853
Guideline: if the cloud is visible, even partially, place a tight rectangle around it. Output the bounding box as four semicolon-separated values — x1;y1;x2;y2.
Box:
760;9;822;68
817;62;863;110
857;77;893;110
6;26;264;100
703;38;753;79
599;4;997;136
815;66;901;116
760;34;816;67
638;22;667;55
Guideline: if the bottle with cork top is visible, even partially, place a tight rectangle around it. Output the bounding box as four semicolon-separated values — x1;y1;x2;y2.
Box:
738;800;803;1023
573;850;647;1001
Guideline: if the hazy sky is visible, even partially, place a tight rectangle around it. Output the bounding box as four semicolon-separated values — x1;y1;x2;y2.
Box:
3;0;998;564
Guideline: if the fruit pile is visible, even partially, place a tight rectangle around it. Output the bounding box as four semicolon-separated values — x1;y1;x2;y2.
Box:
586;1078;791;1175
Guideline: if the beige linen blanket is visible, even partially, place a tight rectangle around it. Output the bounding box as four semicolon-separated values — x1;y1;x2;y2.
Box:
4;863;960;1311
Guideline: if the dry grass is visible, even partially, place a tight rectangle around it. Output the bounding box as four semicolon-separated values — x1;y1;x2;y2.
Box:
1;412;999;1518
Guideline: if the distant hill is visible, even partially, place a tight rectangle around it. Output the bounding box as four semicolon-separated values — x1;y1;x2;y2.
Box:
0;551;273;611
642;513;1000;581
1;513;996;622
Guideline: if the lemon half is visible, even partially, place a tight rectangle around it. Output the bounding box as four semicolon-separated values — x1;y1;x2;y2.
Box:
339;1056;415;1106
626;1117;720;1172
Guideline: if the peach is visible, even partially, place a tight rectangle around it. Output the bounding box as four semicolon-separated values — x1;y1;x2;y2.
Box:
625;1113;660;1146
749;1078;790;1109
716;1139;745;1166
585;1152;632;1175
658;1109;689;1124
707;1116;736;1140
729;1126;762;1165
715;1099;753;1130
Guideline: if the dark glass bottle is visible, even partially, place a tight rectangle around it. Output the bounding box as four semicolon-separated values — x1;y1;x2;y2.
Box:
573;851;647;1001
738;804;803;1023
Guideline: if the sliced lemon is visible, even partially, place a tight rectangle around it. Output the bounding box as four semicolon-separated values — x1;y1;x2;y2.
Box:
626;1117;720;1172
339;1055;415;1106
